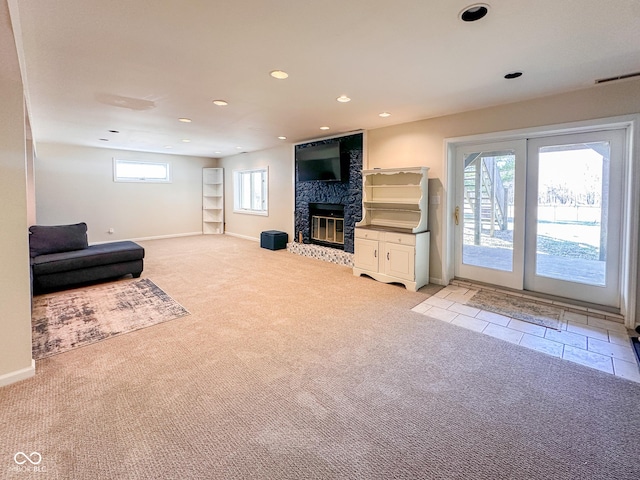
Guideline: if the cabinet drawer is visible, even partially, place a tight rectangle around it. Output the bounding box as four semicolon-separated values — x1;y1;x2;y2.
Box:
383;232;416;246
355;228;381;240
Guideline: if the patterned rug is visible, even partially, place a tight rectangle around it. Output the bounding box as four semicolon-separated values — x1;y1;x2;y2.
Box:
32;278;190;359
466;289;564;331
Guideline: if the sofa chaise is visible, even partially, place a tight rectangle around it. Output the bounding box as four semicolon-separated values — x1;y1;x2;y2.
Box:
29;222;144;293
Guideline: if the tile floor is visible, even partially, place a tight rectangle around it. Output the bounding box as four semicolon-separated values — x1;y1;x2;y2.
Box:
412;284;640;383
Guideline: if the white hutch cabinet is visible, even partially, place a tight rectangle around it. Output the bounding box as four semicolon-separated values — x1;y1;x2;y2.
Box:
353;167;430;291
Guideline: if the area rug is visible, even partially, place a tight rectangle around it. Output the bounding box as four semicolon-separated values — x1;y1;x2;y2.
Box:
466;289;564;330
32;278;190;359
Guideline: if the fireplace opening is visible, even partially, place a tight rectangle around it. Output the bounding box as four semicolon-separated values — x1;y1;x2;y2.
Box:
309;203;344;249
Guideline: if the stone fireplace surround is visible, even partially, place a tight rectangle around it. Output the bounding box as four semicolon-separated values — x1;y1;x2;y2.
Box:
293;133;363;254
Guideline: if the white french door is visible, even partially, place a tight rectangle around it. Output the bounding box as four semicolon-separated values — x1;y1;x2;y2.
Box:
454;129;626;308
523;130;624;306
454;140;527;290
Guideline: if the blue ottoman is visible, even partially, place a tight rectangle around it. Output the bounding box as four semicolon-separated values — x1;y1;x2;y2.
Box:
260;230;288;250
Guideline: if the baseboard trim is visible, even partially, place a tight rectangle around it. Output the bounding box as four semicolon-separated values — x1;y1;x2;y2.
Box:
0;359;35;388
91;232;203;245
224;232;259;242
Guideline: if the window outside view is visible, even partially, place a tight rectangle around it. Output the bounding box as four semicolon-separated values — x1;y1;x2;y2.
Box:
234;168;268;215
463;142;609;286
114;160;170;182
536;143;608;285
462;151;515;272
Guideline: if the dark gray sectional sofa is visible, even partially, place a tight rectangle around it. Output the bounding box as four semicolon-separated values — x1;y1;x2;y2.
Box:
29;222;145;293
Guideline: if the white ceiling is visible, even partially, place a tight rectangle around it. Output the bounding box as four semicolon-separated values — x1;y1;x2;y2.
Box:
9;0;640;158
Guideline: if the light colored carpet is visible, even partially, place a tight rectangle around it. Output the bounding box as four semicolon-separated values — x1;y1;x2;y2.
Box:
31;278;189;359
467;288;565;330
1;235;639;479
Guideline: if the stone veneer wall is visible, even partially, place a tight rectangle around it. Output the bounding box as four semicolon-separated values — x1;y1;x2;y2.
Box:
294;133;363;253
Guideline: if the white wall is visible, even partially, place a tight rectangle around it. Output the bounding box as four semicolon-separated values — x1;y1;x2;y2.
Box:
26;139;36;225
35;144;217;243
0;0;34;386
220;143;295;242
368;78;640;286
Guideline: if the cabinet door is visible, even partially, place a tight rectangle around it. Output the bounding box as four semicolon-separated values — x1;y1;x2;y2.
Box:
384;242;415;281
354;238;379;272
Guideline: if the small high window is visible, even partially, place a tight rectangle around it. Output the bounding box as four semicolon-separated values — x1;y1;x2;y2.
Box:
113;159;171;183
233;167;268;215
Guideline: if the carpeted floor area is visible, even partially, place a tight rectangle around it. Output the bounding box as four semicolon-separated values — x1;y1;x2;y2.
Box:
31;278;189;359
2;235;640;479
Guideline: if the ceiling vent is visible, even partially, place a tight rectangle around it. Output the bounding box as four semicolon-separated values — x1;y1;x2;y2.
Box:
595;71;640;84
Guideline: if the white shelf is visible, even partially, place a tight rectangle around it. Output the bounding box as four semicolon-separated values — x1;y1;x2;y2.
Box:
357;166;429;233
203;168;223;185
203;168;224;234
364;201;421;208
368;219;418;229
203;221;223;235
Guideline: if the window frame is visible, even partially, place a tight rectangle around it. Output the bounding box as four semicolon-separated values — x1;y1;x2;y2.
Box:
113;159;172;183
233;167;269;216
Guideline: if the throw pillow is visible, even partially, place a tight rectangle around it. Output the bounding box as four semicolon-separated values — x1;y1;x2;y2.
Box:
29;222;89;257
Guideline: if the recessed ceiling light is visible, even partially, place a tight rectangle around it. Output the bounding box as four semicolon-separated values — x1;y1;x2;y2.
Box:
212;100;228;106
178;118;192;123
182;139;191;143
337;95;351;103
108;129;119;134
278;136;287;140
270;70;289;80
236;146;243;149
164;145;173;149
504;71;523;79
215;151;222;154
320;126;330;130
379;112;391;118
460;3;490;22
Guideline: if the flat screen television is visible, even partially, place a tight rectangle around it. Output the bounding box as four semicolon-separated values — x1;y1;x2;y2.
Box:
296;143;345;182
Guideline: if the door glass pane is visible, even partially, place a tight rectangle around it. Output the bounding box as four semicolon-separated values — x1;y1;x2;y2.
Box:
535;142;608;285
462;150;515;271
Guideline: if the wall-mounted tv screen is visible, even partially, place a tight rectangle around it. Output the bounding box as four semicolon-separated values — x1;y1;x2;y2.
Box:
296;143;344;182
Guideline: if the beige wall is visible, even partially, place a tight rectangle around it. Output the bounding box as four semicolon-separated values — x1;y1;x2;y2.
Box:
35;144;217;243
0;0;34;385
220;143;295;241
368;78;640;285
26;139;36;225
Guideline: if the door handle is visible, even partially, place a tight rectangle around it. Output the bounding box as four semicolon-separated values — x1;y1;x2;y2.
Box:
387;252;390;260
374;249;377;258
455;206;460;225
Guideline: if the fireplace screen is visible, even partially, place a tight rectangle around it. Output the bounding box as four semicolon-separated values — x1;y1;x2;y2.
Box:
311;215;344;245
